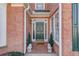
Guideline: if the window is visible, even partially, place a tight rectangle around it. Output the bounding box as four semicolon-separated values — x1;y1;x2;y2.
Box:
55;11;59;42
35;3;44;10
51;10;59;45
0;4;7;47
51;16;54;37
33;23;35;39
72;3;79;51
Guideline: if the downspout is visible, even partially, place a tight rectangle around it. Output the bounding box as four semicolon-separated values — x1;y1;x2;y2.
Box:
24;4;29;54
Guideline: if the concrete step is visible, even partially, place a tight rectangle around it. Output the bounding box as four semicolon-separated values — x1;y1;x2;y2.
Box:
25;53;57;56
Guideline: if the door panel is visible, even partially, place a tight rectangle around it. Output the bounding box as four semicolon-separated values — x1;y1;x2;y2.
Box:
36;22;44;40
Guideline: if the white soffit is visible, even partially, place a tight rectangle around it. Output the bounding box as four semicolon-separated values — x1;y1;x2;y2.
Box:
11;3;24;7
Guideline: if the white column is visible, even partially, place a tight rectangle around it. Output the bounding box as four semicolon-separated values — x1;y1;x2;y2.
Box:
59;3;62;56
24;9;26;53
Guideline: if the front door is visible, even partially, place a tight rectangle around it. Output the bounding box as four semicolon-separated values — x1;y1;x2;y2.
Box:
36;22;44;42
32;19;48;42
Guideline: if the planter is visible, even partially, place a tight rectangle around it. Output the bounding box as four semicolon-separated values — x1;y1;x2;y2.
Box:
27;44;32;53
48;43;52;53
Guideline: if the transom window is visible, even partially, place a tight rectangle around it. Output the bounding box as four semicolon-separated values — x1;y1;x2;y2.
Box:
35;3;44;10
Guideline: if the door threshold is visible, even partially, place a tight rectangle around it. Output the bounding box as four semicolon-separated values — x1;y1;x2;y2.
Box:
36;40;44;44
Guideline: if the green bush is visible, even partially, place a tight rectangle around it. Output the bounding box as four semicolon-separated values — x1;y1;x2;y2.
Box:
8;51;24;56
27;32;32;46
49;33;54;47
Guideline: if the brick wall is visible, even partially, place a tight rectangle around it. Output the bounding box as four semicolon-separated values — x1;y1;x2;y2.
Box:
53;42;59;55
0;4;24;55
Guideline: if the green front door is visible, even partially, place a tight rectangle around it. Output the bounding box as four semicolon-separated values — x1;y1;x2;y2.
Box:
36;22;44;41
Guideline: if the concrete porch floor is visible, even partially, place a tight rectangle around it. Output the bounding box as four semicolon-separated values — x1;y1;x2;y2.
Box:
25;53;57;56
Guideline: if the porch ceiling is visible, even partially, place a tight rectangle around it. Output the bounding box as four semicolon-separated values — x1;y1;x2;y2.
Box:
30;14;49;18
26;9;50;18
26;3;59;18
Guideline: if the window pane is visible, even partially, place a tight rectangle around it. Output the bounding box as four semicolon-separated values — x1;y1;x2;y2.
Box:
51;17;54;35
73;4;78;25
55;11;59;42
45;23;47;39
36;3;44;10
72;3;79;51
33;23;35;39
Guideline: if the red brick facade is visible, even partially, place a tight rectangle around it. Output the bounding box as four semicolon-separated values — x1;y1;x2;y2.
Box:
0;3;59;55
0;3;77;56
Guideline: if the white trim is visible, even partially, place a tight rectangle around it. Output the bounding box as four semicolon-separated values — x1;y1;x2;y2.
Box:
35;3;45;10
52;14;59;46
32;18;48;42
32;21;36;42
50;9;59;46
32;11;50;15
59;3;62;56
24;4;29;54
54;9;59;46
0;4;7;47
11;4;24;7
50;18;52;33
50;4;62;55
44;20;48;42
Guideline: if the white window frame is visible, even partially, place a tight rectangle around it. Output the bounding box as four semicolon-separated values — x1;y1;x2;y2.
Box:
0;4;7;47
50;9;59;46
54;10;59;45
54;9;59;45
35;3;45;10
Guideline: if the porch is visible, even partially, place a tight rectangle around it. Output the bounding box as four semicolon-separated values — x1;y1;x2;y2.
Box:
25;53;57;56
24;3;61;56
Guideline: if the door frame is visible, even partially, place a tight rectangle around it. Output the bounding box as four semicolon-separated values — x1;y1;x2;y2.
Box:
32;18;48;42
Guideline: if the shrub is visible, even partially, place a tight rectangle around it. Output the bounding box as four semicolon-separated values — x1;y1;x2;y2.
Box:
27;32;32;46
49;33;54;47
8;51;24;56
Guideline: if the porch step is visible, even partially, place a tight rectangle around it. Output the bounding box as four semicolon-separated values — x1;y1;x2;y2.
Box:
25;53;57;56
31;42;48;53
